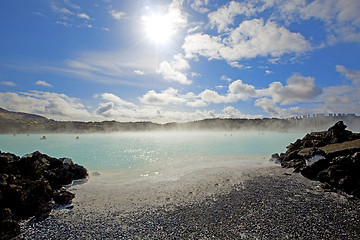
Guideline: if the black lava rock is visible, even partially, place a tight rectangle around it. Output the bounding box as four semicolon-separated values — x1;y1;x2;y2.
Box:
0;151;88;239
272;121;360;198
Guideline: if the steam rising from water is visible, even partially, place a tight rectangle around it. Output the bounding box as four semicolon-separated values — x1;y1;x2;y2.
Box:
0;131;305;181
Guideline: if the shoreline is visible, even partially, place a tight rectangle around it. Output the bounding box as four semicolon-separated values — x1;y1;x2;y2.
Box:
19;165;360;239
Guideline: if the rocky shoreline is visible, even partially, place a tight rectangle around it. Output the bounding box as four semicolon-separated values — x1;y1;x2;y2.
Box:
0;151;88;239
272;121;360;198
18;167;360;239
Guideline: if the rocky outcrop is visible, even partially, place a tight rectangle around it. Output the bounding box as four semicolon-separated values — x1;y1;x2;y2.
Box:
0;151;88;240
272;121;360;198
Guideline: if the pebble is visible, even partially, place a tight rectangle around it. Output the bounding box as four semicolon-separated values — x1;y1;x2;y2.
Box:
19;168;360;239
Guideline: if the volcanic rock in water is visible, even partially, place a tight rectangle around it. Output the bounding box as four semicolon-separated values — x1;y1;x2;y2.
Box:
273;121;360;198
0;151;88;239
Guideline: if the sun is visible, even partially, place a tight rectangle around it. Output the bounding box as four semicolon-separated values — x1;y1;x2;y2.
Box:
143;15;173;44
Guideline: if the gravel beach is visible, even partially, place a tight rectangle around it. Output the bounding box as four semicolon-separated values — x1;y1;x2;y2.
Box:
19;166;360;239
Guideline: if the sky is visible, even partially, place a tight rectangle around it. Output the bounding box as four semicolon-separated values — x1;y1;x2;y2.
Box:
1;0;360;123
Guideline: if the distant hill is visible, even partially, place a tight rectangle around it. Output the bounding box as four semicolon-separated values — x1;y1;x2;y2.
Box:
0;107;48;121
1;107;358;134
0;108;293;134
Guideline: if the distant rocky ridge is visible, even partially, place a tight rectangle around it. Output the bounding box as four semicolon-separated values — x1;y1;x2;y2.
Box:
0;151;88;239
272;121;360;198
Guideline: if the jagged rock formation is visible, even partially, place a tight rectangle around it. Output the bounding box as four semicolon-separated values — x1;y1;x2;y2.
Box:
0;151;88;240
272;121;360;198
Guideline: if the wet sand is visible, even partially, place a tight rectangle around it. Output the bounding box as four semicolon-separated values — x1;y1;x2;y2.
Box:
19;165;360;239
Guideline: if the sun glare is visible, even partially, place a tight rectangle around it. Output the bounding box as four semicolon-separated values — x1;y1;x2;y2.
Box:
143;15;173;44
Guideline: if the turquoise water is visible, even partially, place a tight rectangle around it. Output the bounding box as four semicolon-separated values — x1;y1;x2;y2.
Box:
0;132;304;178
0;131;305;178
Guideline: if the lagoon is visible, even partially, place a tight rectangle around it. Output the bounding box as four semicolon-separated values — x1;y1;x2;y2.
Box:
0;131;305;181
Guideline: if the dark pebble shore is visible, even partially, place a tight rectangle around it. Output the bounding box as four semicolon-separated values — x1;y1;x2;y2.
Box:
18;167;360;240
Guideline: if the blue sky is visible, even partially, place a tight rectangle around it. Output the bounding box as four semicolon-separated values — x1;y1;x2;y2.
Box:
1;0;360;122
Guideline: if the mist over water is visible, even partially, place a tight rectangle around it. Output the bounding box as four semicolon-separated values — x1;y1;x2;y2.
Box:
0;131;306;180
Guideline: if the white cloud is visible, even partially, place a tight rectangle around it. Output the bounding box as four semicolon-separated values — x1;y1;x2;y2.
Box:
196;74;322;107
316;84;360;114
59;50;161;85
96;102;114;115
0;81;15;87
251;68;360;118
188;73;324;117
190;72;201;77
274;0;360;44
138;83;257;107
77;13;90;19
220;106;254;119
139;88;187;105
63;0;81;10
195;80;256;104
0;91;91;120
183;33;223;60
229;80;256;99
268;74;322;105
109;9;127;20
9;48;170;86
49;1;97;29
206;0;360;45
36;80;53;87
223;18;310;60
59;7;73;15
134;70;144;75
183;19;311;63
172;53;190;70
187;26;201;33
33;11;46;18
208;1;255;33
306;65;360;114
336;0;360;25
157;62;191;84
300;0;360;43
221;75;232;82
157;54;192;84
222;106;242;118
167;0;188;30
218;106;264;119
336;65;360;83
255;97;303;118
191;0;210;13
186;99;207;107
56;21;72;27
199;89;228;103
300;0;360;26
94;103;219;123
229;62;250;69
100;93;136;107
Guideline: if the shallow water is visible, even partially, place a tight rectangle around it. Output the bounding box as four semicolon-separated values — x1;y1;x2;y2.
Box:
0;131;305;180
